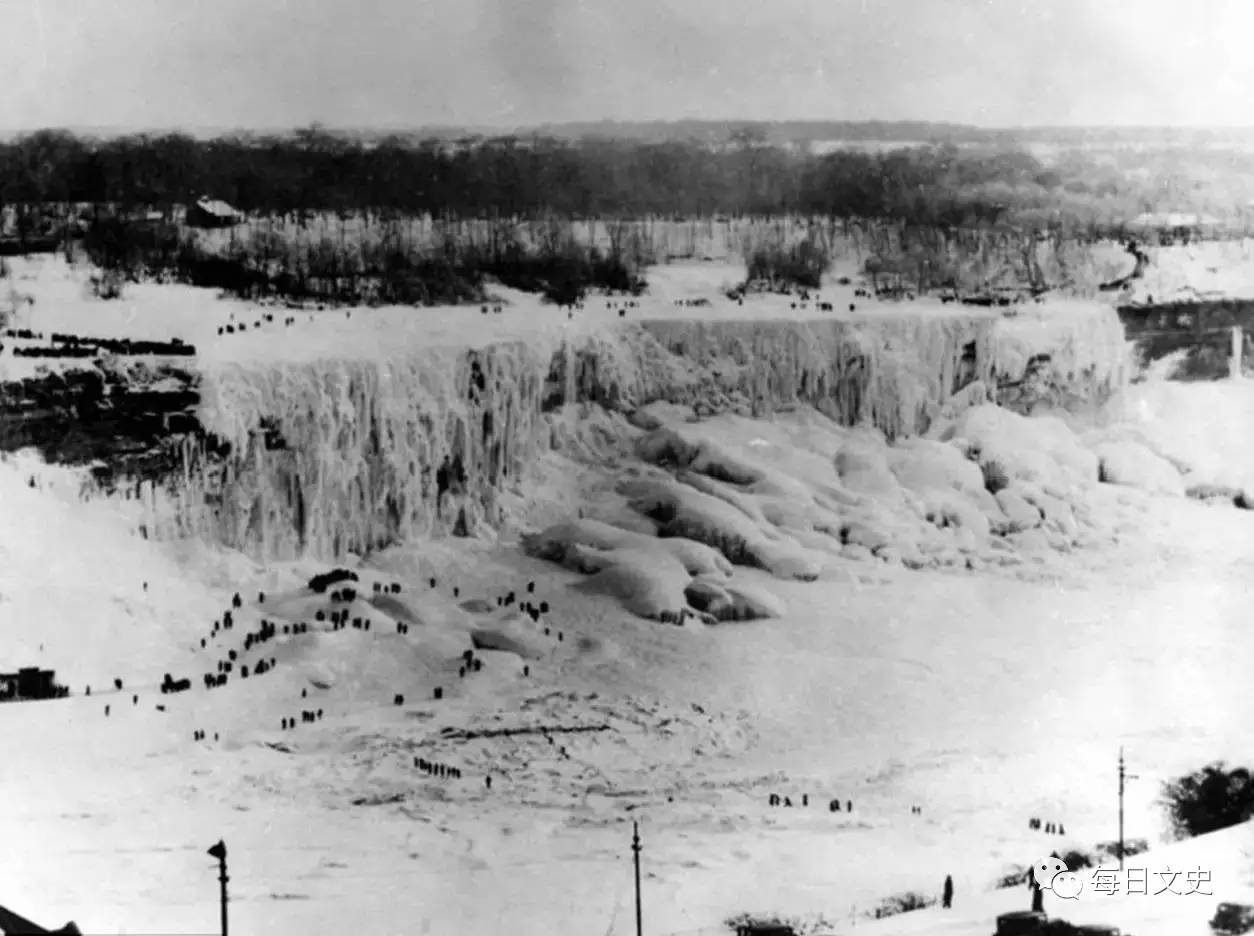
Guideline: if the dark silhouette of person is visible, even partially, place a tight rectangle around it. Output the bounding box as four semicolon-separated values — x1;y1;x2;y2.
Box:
942;875;953;909
1030;871;1044;913
1059;823;1065;836
846;800;852;812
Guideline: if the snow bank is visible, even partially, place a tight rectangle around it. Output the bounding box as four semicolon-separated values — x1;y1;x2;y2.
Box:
1102;378;1254;495
937;404;1099;496
568;547;695;619
1093;439;1187;496
522;515;782;622
520;386;1196;619
0;450;227;689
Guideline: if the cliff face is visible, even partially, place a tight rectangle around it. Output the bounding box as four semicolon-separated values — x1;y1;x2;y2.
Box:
0;303;1130;562
0;362;209;486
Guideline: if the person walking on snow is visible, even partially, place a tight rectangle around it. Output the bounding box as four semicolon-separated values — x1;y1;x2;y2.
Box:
942;874;954;909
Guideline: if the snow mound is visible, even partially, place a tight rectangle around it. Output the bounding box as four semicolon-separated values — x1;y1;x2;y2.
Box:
618;475;824;580
1106;378;1254;495
522;516;785;622
939;404;1099;496
568;547;694;619
1093;439;1186;497
521;392;1211;618
470;620;548;659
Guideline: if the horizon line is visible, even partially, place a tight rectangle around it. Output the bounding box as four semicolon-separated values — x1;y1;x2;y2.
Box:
6;119;1254;138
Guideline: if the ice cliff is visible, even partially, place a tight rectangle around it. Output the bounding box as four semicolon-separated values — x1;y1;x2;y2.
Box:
135;302;1130;563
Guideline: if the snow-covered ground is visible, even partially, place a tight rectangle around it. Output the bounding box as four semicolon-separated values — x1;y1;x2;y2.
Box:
5;444;1251;936
1;255;1252;936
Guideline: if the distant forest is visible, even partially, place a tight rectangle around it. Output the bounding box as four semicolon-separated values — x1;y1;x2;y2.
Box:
0;127;1186;231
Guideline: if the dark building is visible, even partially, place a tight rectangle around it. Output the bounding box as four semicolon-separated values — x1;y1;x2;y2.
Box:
0;668;64;701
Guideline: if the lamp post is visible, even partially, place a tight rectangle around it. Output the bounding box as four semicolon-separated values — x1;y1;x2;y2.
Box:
207;840;228;936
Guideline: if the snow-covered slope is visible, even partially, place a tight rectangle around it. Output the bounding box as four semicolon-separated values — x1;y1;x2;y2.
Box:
1;256;1250;936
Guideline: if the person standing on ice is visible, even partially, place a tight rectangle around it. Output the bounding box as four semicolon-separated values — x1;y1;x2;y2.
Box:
942;875;953;909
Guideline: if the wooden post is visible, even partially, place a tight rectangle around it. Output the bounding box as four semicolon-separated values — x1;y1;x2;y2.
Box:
1118;748;1125;872
1118;749;1139;872
632;821;643;936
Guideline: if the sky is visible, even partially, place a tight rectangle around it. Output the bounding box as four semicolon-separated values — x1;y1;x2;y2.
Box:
1;0;1252;132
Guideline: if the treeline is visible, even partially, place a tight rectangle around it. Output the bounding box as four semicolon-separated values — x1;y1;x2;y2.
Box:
0;128;1149;230
77;213;647;306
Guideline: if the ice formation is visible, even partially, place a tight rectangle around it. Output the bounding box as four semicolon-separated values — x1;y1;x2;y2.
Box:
132;300;1136;596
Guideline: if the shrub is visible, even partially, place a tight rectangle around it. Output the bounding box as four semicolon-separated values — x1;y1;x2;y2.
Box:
480;236;645;303
89;268;125;300
724;916;797;936
868;889;936;919
995;865;1031;889
1060;848;1094;870
724;912;837;936
1095;837;1148;859
1160;762;1254;840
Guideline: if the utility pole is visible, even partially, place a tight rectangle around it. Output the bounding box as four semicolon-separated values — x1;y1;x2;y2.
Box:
1118;748;1139;872
632;821;643;936
207;839;228;936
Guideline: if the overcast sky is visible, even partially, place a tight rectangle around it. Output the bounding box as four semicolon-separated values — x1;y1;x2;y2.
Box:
0;0;1250;132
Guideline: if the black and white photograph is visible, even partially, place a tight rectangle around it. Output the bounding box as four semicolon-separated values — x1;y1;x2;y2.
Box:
1;1;1253;934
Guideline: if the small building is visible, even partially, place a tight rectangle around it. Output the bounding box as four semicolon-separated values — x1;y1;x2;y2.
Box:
0;667;62;701
187;196;243;229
